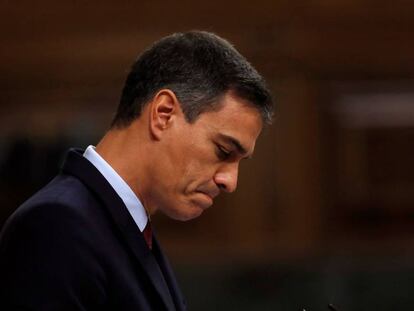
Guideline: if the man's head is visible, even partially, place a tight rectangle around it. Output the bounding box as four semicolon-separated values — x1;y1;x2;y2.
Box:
111;31;273;127
100;31;273;221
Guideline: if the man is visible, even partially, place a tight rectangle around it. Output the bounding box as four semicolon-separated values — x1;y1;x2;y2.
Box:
0;31;273;310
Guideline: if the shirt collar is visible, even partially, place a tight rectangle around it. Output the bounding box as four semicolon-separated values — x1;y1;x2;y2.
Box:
83;145;148;232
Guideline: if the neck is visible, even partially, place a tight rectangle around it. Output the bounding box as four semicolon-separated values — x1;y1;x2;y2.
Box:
95;122;154;214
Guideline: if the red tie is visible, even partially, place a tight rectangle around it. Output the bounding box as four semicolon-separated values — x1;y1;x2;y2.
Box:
143;221;152;250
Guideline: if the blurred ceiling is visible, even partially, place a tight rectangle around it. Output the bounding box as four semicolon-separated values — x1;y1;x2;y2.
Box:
1;0;414;94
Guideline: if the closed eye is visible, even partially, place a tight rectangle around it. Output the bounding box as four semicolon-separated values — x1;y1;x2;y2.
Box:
216;145;231;160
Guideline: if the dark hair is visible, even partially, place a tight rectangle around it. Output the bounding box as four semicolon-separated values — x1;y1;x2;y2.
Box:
112;31;273;128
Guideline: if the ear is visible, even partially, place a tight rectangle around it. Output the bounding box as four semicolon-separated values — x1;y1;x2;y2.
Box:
149;89;180;140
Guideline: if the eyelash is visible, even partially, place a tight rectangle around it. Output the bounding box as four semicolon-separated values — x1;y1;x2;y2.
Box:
216;145;231;160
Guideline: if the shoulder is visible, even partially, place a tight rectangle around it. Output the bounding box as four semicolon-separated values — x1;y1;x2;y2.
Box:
0;173;109;276
10;174;99;223
0;174;107;250
0;175;109;309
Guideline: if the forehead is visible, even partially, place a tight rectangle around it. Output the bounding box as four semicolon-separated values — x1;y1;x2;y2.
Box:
194;93;263;153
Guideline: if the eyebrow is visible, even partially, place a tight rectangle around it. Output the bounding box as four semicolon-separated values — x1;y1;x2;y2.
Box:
218;134;252;159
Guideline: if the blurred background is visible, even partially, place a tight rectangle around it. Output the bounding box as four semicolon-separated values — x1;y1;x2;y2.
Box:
1;1;414;310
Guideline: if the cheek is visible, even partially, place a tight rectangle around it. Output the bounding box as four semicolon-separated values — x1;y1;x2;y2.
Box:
179;160;202;192
181;158;218;192
164;133;218;192
159;141;189;181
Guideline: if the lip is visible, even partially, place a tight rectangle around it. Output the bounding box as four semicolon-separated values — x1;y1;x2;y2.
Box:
195;191;214;209
198;187;220;200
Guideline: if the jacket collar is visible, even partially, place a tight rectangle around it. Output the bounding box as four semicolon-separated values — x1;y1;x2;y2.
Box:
61;148;177;311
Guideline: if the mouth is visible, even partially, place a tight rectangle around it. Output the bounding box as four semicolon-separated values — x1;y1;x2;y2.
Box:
195;191;215;209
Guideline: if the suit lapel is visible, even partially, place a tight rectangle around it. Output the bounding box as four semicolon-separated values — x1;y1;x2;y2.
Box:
61;149;176;311
153;235;187;311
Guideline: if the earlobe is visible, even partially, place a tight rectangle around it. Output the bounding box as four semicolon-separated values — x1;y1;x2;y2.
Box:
149;89;180;140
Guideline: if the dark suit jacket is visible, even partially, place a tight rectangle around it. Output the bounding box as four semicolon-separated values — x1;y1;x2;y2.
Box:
0;149;187;311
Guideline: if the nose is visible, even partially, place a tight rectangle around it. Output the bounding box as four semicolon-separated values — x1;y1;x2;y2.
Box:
214;163;239;193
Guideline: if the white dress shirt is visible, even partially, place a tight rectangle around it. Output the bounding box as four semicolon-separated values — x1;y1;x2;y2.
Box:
83;145;148;232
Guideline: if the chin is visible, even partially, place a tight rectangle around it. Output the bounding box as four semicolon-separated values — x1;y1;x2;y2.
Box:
167;204;204;222
174;210;204;222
